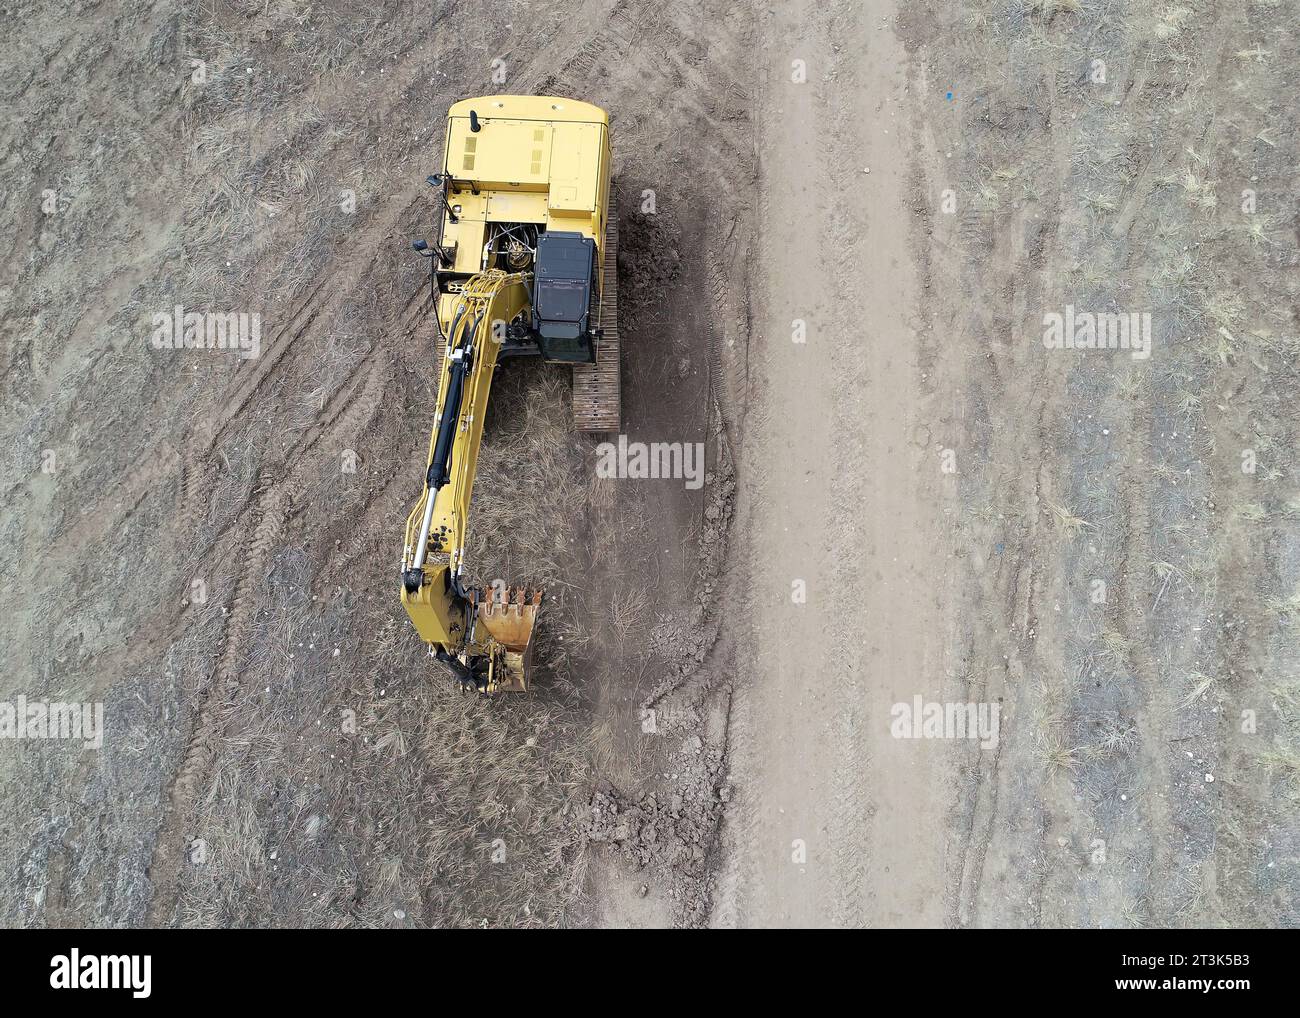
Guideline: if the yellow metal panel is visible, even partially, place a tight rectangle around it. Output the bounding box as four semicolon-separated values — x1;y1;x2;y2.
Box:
436;96;611;244
485;191;549;223
447;217;486;273
446;118;551;190
402;562;457;644
548;122;601;212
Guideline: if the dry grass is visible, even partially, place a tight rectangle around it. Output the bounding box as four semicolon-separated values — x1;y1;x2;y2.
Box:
1260;744;1300;803
1022;0;1082;19
1178;671;1217;710
1152;6;1193;39
1085;711;1138;758
1043;734;1080;775
1099;629;1131;666
609;585;650;646
1044;499;1090;535
1267;589;1300;622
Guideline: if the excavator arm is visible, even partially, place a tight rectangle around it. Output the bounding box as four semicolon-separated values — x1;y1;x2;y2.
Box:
400;270;543;693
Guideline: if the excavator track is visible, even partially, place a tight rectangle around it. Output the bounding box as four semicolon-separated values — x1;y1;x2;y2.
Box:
572;209;620;432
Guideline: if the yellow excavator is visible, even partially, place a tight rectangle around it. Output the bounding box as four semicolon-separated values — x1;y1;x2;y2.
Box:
399;96;617;694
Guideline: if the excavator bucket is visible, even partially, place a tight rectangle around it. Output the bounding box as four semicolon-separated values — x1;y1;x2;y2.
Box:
476;588;543;693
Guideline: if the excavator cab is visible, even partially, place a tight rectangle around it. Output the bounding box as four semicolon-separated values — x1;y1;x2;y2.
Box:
532;230;598;362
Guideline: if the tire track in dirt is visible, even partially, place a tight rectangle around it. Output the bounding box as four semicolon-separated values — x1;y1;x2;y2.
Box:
146;467;289;924
1119;13;1261;926
817;18;884;930
942;46;1073;925
62;271;332;562
900;5;1138;926
715;0;845;928
147;348;390;923
176;471;290;798
899;1;1274;929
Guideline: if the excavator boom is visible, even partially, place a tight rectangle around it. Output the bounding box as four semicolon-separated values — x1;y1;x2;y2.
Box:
400;271;541;692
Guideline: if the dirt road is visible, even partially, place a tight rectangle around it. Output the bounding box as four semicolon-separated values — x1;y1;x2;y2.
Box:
711;0;954;927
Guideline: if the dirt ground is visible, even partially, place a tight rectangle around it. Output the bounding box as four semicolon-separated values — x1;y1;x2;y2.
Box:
3;0;1298;929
